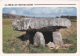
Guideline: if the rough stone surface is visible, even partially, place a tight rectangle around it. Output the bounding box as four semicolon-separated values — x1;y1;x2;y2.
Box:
45;42;55;49
33;32;45;47
52;30;63;45
12;18;71;31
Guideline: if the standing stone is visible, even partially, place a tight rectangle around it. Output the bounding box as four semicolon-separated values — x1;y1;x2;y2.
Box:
52;30;63;45
33;32;45;47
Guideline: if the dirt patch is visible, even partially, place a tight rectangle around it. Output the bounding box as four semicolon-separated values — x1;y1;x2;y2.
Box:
12;32;26;35
54;44;74;49
3;22;12;25
60;22;77;37
7;38;30;52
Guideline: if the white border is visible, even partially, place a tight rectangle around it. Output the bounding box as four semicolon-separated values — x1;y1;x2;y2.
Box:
0;0;80;56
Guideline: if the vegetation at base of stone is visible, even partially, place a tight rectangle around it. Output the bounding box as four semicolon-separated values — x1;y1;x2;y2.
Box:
3;19;77;53
3;34;77;53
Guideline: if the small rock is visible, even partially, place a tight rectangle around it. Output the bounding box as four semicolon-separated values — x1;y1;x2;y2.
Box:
45;42;55;49
54;44;60;49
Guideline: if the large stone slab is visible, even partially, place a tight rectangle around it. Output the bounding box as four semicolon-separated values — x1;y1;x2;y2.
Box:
12;18;71;31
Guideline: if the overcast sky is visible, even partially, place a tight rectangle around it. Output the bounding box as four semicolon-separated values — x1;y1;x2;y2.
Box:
3;7;77;17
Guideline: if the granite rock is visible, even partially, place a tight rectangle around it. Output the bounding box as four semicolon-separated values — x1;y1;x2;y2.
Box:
12;18;71;31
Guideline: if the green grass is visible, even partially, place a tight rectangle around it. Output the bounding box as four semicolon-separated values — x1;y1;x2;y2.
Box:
3;19;77;53
3;19;21;53
3;24;20;42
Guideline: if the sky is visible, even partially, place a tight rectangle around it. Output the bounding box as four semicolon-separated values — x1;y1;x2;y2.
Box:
3;7;77;17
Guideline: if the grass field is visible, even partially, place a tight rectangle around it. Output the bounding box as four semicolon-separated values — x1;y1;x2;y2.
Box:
3;19;77;53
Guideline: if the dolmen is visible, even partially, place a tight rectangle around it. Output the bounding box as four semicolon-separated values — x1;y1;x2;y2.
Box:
12;18;71;48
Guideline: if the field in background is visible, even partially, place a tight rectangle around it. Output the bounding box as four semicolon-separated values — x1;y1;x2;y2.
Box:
3;18;77;53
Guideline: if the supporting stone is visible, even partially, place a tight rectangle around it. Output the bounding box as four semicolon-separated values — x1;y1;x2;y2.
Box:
33;32;45;47
52;30;63;45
